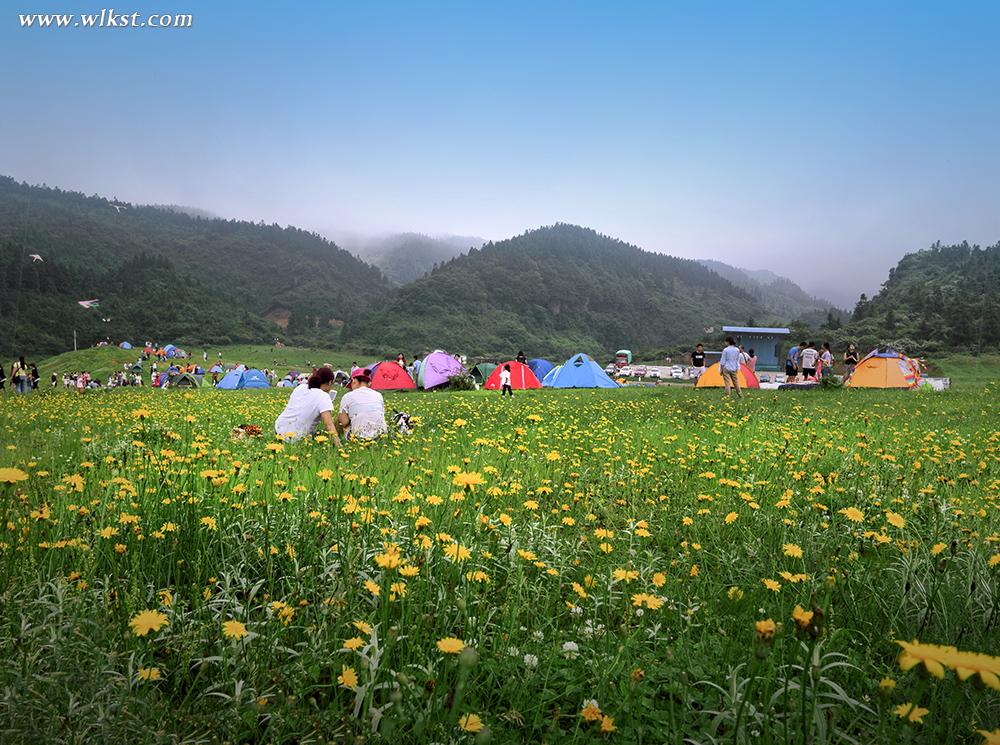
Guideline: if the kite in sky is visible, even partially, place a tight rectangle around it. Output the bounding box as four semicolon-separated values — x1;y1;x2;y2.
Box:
77;299;100;309
29;254;43;262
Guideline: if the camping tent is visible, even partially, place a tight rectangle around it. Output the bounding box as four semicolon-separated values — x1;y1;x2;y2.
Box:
163;344;178;358
209;364;224;374
846;349;921;389
129;361;143;373
695;363;760;389
370;361;417;391
170;372;201;388
549;353;620;388
416;351;466;389
541;365;562;387
216;366;271;390
119;341;132;350
484;361;541;390
470;363;497;386
527;358;555;380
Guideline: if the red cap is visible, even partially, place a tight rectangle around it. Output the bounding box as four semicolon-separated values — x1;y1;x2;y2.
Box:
351;369;371;381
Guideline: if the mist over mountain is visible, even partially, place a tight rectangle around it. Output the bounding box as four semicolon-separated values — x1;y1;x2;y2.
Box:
697;259;844;322
333;232;485;286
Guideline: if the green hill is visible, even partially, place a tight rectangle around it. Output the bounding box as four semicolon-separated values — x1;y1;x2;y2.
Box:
842;241;1000;354
0;177;389;358
343;224;765;358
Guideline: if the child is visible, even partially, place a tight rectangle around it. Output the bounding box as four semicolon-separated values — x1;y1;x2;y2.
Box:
499;364;513;397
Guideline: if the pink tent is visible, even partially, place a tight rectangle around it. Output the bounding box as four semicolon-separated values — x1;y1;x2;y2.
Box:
418;351;466;389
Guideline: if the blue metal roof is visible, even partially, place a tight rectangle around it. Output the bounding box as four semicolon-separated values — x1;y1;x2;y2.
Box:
722;326;790;335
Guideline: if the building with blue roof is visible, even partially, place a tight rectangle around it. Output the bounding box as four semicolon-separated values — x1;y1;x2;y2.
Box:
721;326;791;371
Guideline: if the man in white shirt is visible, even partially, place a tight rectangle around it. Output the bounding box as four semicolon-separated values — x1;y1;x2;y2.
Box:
719;337;743;398
800;342;819;380
338;369;387;440
274;367;341;444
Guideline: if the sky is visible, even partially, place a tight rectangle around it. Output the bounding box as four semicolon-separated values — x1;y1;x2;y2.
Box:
3;1;1000;308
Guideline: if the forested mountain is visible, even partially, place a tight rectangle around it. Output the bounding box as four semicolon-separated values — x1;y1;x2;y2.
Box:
698;259;843;321
0;177;388;357
344;232;484;286
343;224;765;358
842;241;1000;354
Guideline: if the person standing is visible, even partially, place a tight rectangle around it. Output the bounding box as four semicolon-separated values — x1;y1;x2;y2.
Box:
515;351;527;365
785;341;805;378
395;353;406;368
499;364;513;397
0;363;6;392
719;337;743;398
746;348;757;373
800;342;819;380
29;364;40;390
843;344;859;377
820;342;834;379
691;344;706;380
11;357;29;395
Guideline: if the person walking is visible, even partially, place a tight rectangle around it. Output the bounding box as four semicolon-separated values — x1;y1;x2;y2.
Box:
499;364;513;397
719;337;743;398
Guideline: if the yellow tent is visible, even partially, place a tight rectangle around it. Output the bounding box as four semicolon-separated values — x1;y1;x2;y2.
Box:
845;350;921;389
695;363;760;389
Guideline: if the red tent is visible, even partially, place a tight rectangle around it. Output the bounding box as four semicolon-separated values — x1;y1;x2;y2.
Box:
484;361;541;390
369;361;416;391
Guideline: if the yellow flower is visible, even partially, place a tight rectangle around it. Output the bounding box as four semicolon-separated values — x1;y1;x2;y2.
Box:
755;618;776;641
130;609;169;636
879;677;896;691
222;620;248;640
452;471;485;491
600;715;616;733
580;700;603;722
338;665;358;689
343;636;365;650
783;543;803;559
895;702;929;723
791;605;814;630
458;713;484;733
724;511;738;524
977;729;1000;745
652;572;666;588
444;543;472;562
885;511;905;528
838;507;864;523
200;516;218;531
631;592;664;610
546;450;561;461
930;542;947;557
137;666;161;681
436;637;465;654
762;578;781;592
0;467;29;484
353;620;372;635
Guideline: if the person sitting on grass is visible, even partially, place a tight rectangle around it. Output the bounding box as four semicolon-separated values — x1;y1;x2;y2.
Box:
274;366;342;445
337;369;387;441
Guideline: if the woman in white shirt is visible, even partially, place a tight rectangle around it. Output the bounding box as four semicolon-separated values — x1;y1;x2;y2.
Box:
274;367;342;445
337;369;387;440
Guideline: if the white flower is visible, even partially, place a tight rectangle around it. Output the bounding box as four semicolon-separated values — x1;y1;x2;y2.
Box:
561;641;579;658
570;605;583;617
523;653;538;669
507;646;520;657
532;630;544;642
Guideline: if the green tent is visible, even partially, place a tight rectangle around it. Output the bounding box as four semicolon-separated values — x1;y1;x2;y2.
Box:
470;362;497;386
169;372;201;388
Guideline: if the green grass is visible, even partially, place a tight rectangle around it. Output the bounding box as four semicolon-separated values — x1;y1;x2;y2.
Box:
30;344;377;386
0;385;997;743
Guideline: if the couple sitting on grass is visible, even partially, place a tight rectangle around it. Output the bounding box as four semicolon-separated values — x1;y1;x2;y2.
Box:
274;367;387;446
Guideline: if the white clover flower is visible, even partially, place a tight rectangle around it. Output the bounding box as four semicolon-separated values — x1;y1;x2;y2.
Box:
561;641;579;658
523;653;538;669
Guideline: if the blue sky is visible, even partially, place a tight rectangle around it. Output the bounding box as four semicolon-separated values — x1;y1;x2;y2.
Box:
3;1;999;306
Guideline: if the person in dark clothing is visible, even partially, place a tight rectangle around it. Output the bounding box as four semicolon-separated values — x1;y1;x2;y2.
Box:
843;344;860;376
515;351;527;365
0;364;6;391
691;344;706;379
29;364;40;389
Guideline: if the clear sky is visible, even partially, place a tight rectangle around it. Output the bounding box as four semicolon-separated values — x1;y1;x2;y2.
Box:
3;1;999;307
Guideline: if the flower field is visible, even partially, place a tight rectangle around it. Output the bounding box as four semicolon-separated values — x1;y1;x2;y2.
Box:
1;385;998;744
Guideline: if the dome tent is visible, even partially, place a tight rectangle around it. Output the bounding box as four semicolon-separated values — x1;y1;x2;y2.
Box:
416;351;466;389
369;361;417;391
470;363;497;386
527;358;555;380
695;363;760;389
845;348;921;389
549;353;619;388
541;365;562;387
484;361;541;390
119;341;132;349
216;366;270;390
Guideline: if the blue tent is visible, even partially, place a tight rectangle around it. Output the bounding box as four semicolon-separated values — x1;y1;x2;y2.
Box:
527;358;555;380
240;368;270;388
119;341;132;350
216;367;244;389
163;344;178;358
550;353;620;389
541;365;561;387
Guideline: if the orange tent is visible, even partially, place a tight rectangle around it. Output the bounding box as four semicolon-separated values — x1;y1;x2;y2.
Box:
695;362;760;389
845;349;921;389
484;361;541;390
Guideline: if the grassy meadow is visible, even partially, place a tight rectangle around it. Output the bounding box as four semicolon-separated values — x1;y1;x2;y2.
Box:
0;381;998;743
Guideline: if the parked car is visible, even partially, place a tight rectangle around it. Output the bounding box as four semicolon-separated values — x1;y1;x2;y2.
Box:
633;365;648;376
670;366;684;379
604;364;617;375
647;368;661;379
618;366;633;377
